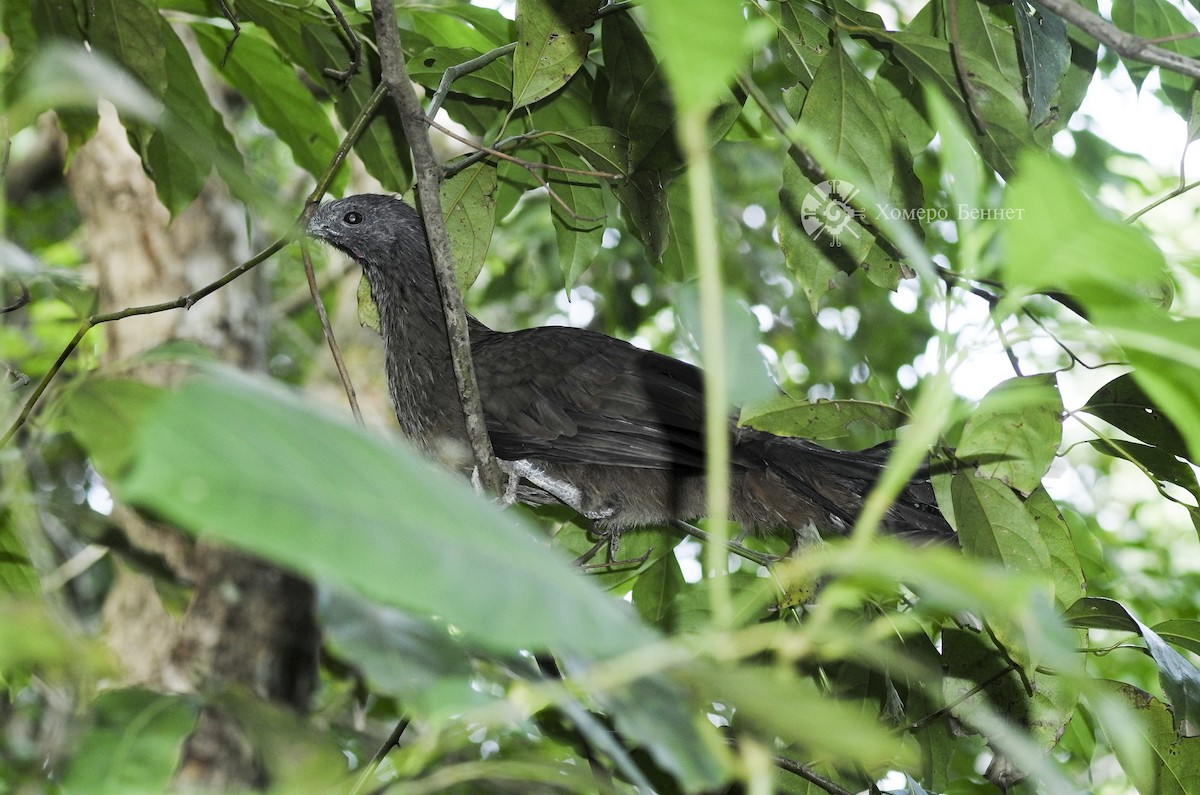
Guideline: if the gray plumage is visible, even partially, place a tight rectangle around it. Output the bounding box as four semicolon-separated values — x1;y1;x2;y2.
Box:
306;194;953;544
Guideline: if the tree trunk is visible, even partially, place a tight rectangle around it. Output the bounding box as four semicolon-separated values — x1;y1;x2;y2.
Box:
66;102;318;790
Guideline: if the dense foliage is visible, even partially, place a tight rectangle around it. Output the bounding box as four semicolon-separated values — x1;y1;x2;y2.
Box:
5;0;1200;792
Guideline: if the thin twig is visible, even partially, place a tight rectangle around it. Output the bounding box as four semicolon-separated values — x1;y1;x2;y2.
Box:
0;239;285;448
3;81;387;449
772;754;855;795
1127;177;1200;223
214;0;241;67
424;115;613;222
300;242;364;425
323;0;362;83
369;0;504;496
671;521;776;568
946;0;988;134
428;42;517;118
349;716;411;795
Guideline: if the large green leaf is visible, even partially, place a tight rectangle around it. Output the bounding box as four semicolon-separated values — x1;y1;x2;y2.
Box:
116;371;653;659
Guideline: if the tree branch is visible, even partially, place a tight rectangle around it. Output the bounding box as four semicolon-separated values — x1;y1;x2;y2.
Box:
368;0;504;496
1029;0;1200;80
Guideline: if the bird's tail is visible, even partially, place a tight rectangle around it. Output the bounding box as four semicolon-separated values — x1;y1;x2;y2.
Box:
751;435;955;544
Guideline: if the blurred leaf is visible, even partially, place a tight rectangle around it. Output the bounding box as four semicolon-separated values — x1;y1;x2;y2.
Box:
956;374;1063;494
1154;619;1200;657
682;661;914;770
1066;597;1200;735
116;371;654;658
512;0;599;110
740;397;908;442
318;588;475;709
641;0;764;113
1082;372;1189;460
442;163;498;289
63;689;198;795
88;0;166;97
61;377;167;477
1002;153;1170;307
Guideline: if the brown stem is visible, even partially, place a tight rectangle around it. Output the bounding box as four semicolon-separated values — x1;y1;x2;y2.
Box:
300;241;364;425
368;0;504;495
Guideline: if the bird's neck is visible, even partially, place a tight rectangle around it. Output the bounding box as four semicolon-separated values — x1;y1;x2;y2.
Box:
363;250;478;454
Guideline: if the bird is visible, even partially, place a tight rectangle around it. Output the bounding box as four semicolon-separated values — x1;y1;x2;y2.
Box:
305;194;953;551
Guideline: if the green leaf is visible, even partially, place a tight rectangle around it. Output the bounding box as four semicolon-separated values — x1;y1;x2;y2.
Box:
191;23;344;192
1025;488;1084;609
1013;1;1072;130
681;661;914;770
441;162;498;289
863;30;1036;177
61;377;167;478
408;46;512;102
775;0;833;86
1066;597;1200;734
1110;681;1200;790
1082;372;1189;460
740;396;908;443
801;45;897;215
955;374;1063;495
115;371;654;658
552;126;629;176
145;17;248;214
512;0;599;110
545;145;605;286
631;549;683;631
87;0;167;97
951;472;1051;576
64;689;199;795
1112;0;1200;116
240;0;410;190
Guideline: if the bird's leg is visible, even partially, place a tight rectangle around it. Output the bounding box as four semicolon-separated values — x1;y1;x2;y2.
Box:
501;460;648;569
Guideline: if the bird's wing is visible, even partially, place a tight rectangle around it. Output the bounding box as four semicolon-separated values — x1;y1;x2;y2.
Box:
471;326;717;470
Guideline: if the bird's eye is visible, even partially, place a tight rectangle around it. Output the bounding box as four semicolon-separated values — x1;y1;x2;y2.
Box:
343;211;363;225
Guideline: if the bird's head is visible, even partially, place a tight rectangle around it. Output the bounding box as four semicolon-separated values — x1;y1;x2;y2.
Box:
305;194;426;268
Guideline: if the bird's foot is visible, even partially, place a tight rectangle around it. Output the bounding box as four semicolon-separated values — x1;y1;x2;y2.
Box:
572;527;651;572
